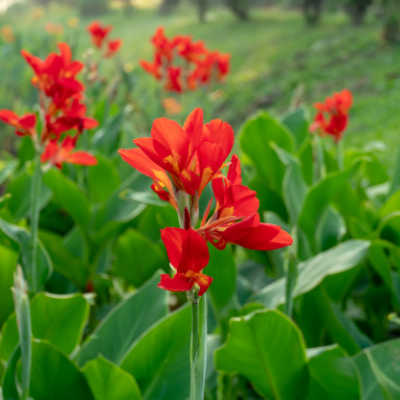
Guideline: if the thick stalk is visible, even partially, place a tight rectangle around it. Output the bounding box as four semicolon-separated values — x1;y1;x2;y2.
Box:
30;154;42;293
190;292;207;400
284;229;298;318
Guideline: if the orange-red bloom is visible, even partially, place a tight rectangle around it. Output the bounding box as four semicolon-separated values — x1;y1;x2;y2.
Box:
119;108;234;206
199;155;293;251
41;136;97;169
105;39;122;58
158;227;212;296
87;21;112;48
310;89;353;142
0;110;36;136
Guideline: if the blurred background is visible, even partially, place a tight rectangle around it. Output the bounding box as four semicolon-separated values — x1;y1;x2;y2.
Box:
0;0;399;167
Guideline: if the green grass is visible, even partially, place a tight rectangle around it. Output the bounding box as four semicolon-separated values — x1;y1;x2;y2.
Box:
1;3;399;167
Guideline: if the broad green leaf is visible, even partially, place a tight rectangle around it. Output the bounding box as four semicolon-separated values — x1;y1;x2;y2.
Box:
113;229;166;288
87;154;120;204
315;207;346;251
30;340;94;400
83;356;142;400
215;309;308;399
7;166;51;219
298;163;360;250
0;245;17;325
121;305;191;400
380;190;400;218
298;139;313;186
388;148;400;197
353;339;400;400
76;274;167;366
92;112;124;155
40;230;89;288
253;240;370;308
282;107;309;149
0;159;17;185
43;168;90;228
1;292;89;359
0;218;52;291
204;245;236;315
2;347;20;399
240;112;294;194
307;345;360;400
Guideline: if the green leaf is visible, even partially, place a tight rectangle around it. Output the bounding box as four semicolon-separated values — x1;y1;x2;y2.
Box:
240;112;294;194
298;139;313;186
215;309;308;399
253;240;370;308
40;230;89;288
7;165;51;219
1;292;89;360
43;168;90;228
2;347;20;399
30;340;94;400
315;207;346;252
121;305;191;400
92;112;124;155
307;345;360;400
0;159;18;185
388;148;400;197
76;274;167;366
380;190;400;218
0;218;52;291
0;245;18;325
354;339;400;399
87;154;120;204
282;107;309;149
83;356;142;400
204;245;236;315
298;163;361;250
113;229;166;288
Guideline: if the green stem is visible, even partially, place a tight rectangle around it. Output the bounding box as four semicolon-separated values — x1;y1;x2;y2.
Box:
336;140;344;170
190;293;207;400
30;154;42;293
312;135;325;183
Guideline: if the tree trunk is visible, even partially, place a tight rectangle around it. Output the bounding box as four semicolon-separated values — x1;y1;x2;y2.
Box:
303;0;324;26
159;0;181;15
225;0;249;21
196;0;208;23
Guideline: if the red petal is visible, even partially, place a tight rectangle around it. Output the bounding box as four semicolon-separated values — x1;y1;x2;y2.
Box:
157;273;193;292
195;273;213;296
0;109;18;125
161;227;209;273
183;108;203;149
227;154;242;185
66;151;97;166
19;113;36;130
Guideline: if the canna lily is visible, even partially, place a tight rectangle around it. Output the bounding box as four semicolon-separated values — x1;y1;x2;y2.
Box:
119;108;234;206
199;155;293;250
41;136;97;169
105;39;122;58
164;66;183;93
158;227;212;296
0;110;36;136
87;21;112;48
310;89;353;142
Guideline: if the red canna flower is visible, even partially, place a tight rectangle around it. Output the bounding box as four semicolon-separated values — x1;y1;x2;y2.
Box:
41;136;97;169
310;89;353;142
164;66;183;93
158;227;212;296
119;108;234;206
140;59;162;80
105;39;122;58
0;110;36;136
198;155;293;251
87;21;112;48
151;27;174;64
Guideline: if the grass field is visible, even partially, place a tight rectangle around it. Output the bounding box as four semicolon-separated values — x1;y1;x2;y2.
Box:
1;3;399;166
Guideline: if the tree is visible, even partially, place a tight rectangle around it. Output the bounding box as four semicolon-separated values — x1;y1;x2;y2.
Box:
196;0;209;22
302;0;324;25
344;0;373;25
381;0;400;43
225;0;250;20
159;0;181;15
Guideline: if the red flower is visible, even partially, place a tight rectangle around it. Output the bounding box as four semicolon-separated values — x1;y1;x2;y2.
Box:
215;52;230;80
199;155;293;251
158;227;212;296
151;27;174;64
21;43;84;108
87;21;112;48
0;110;36;136
105;39;122;58
140;59;162;80
41;136;97;169
118;108;234;205
310;89;353;142
164;66;182;93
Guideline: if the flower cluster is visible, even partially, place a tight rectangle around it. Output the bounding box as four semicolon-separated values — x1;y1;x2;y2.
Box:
0;43;97;169
87;21;122;59
119;108;292;296
140;27;230;93
310;89;353;142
